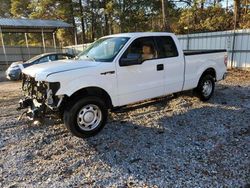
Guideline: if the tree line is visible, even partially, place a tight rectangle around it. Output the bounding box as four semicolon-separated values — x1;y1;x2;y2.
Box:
0;0;249;47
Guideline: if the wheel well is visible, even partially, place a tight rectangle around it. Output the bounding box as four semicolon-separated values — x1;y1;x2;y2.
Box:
66;87;113;108
200;68;216;81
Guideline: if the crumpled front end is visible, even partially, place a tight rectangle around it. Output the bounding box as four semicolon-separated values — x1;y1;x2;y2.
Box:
18;74;63;120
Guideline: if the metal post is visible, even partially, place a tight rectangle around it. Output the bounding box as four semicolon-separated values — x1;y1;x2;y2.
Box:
53;32;57;52
0;27;8;67
186;33;190;50
184;3;191;50
25;33;30;59
74;28;78;45
186;25;190;50
231;7;238;68
41;28;46;53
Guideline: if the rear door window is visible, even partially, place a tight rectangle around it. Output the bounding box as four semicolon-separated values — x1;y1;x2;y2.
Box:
155;36;178;58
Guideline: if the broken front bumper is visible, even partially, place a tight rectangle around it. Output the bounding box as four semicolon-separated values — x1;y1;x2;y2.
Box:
17;98;46;120
18;74;62;120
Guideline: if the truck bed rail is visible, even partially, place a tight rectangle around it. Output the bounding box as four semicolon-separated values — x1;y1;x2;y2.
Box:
184;49;226;56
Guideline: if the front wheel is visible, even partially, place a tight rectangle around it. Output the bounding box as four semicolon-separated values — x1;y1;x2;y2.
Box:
196;74;215;101
63;96;108;138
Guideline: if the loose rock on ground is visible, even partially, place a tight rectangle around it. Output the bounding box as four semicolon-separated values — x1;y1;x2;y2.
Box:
0;69;249;187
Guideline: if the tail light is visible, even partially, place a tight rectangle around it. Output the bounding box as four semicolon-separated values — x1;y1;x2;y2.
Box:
224;55;228;67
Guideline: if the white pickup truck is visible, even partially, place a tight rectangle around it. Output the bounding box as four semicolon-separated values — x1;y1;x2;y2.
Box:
20;32;227;138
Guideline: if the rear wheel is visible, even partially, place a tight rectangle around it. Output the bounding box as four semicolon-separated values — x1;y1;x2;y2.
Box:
196;74;215;101
63;96;108;138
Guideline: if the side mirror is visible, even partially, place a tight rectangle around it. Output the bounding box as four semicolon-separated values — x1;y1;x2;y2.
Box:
119;53;142;67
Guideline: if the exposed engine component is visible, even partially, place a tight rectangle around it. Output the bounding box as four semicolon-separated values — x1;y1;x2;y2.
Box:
18;74;61;120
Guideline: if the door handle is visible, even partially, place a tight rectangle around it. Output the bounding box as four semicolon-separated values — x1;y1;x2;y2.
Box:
157;64;164;71
100;71;115;75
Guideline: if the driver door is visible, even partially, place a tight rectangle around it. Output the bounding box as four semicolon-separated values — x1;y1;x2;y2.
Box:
116;37;165;106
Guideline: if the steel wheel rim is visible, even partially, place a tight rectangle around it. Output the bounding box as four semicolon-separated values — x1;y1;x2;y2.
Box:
202;80;213;97
77;104;102;131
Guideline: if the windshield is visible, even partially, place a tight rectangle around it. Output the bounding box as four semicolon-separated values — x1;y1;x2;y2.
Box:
25;54;45;64
77;37;130;62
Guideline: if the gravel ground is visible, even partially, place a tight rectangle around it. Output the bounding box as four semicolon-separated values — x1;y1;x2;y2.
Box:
0;69;249;187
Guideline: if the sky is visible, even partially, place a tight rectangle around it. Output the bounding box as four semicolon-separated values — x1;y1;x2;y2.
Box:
221;0;234;8
175;0;234;8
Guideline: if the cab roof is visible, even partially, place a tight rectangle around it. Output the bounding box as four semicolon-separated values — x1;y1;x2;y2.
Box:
102;32;174;39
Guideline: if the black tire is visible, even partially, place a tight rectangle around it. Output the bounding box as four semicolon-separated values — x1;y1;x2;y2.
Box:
196;74;215;101
63;96;108;138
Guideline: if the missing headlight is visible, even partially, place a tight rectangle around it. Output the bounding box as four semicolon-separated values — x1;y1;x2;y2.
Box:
46;82;61;107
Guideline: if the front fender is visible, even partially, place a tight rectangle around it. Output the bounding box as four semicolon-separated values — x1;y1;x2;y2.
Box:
46;72;118;107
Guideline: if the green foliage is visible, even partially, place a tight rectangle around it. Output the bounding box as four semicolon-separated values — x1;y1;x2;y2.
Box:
29;0;76;46
175;6;234;33
10;0;33;18
0;0;249;46
0;0;11;18
240;13;250;29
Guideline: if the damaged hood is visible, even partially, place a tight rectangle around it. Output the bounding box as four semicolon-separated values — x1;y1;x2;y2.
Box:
22;60;100;81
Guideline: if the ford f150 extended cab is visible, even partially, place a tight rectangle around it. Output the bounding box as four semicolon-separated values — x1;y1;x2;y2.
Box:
19;32;227;138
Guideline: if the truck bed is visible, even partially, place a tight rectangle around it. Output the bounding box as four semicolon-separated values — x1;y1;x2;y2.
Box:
183;50;227;91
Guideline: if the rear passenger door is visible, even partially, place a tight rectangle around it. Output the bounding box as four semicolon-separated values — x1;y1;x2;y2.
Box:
154;36;184;94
